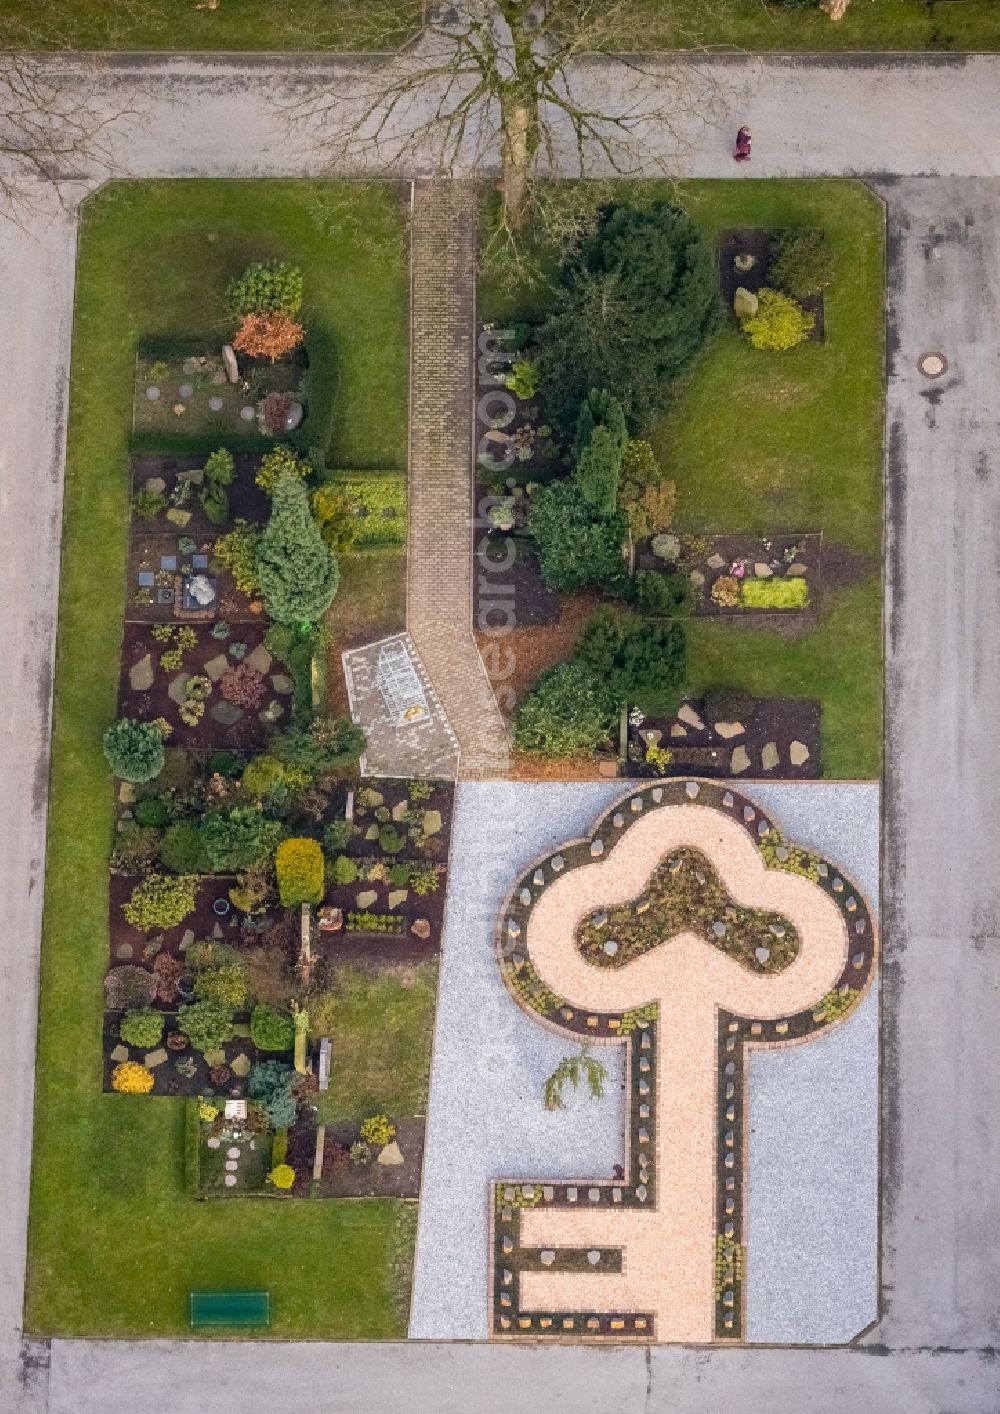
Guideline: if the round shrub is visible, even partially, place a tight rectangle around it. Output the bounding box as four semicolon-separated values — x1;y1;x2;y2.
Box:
199;807;276;872
770;229;834;300
104;965;156;1011
233;311;304;362
241;754;289;801
256;445;308;495
195;963;248;1009
323;819;355;853
103;717;165;784
177;998;234;1052
635;570;694;618
119;1008;165;1049
275;837;324;908
332;854;358;885
219;663;268;709
111;1061;154;1094
248;1060;297;1127
159;821;209;874
271;716;366;776
378;825;405;856
710;575;741;607
110;823;162;874
515;661;612;757
360;1114;395;1147
251;1003;295;1053
134;795;170;828
204;447;235;487
269;1163;295;1190
740;288;815;352
214;520;262;596
225;260;303;319
122;874;199;931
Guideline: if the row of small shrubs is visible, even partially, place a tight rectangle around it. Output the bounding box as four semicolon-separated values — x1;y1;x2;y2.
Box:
346;912;406;935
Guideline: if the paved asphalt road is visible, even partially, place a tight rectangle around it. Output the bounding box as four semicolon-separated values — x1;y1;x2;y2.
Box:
1;51;999;1414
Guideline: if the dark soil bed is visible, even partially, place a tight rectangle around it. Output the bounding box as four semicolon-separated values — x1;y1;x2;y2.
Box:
308;1116;425;1198
718;229;825;341
474;527;562;629
625;695;821;780
126;531;260;624
131;452;270;535
117;621;292;750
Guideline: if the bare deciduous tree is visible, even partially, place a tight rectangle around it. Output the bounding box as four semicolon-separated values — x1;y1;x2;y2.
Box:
282;1;718;244
0;44;142;223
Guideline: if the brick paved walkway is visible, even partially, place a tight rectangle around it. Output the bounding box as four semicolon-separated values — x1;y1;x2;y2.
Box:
407;179;511;779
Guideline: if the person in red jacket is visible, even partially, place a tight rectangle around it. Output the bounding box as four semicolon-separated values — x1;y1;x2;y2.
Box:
734;126;752;162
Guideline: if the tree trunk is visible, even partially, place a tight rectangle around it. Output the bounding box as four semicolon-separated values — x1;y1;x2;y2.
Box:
500;99;535;233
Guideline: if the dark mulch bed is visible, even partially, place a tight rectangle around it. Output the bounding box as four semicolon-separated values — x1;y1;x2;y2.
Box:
314;931;439;968
117;621;292;750
718;229;825;341
624;695;821;780
102;1011;258;1097
126;531;261;624
822;539;877;592
131;453;270;535
107;874;244;978
304;1116;425;1199
475;323;566;484
474;526;561;629
636;531;822;623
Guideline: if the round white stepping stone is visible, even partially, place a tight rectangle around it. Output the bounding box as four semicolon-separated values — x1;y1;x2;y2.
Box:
227;1147;240;1158
224;1174;237;1186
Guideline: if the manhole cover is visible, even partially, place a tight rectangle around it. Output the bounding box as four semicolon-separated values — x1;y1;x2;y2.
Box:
918;352;948;378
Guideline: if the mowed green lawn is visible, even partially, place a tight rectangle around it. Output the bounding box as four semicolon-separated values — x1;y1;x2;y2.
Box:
1;0;995;51
26;181;411;1339
654;181;884;779
481;179;884;779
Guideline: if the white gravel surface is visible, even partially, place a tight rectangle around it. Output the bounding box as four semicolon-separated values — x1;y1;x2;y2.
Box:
411;780;880;1343
409;782;627;1340
744;783;880;1344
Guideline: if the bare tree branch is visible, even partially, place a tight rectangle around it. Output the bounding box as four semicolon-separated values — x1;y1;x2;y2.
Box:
277;0;725;257
0;48;145;226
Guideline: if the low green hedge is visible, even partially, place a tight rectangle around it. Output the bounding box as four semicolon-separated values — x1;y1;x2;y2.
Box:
184;1099;202;1197
326;470;407;548
740;576;809;610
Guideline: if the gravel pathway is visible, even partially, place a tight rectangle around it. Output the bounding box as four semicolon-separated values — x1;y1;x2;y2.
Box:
742;783;880;1344
409;782;626;1340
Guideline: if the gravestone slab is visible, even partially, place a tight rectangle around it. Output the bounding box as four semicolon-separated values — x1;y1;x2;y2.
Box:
209;701;244;726
129;654;155;692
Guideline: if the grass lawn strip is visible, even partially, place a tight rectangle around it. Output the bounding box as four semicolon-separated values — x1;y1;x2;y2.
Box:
27;179;412;1340
1;0;995;51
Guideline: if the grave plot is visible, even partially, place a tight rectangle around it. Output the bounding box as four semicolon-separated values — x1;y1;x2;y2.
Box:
118;622;293;750
131;453;271;536
342;633;459;780
635;532;823;620
625;695;821;781
314;776;454;959
132;345;306;451
126;531;261;623
490;781;876;1343
718;229;826;342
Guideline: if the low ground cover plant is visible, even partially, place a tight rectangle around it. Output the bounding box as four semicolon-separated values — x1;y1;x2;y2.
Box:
740;576;810;609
